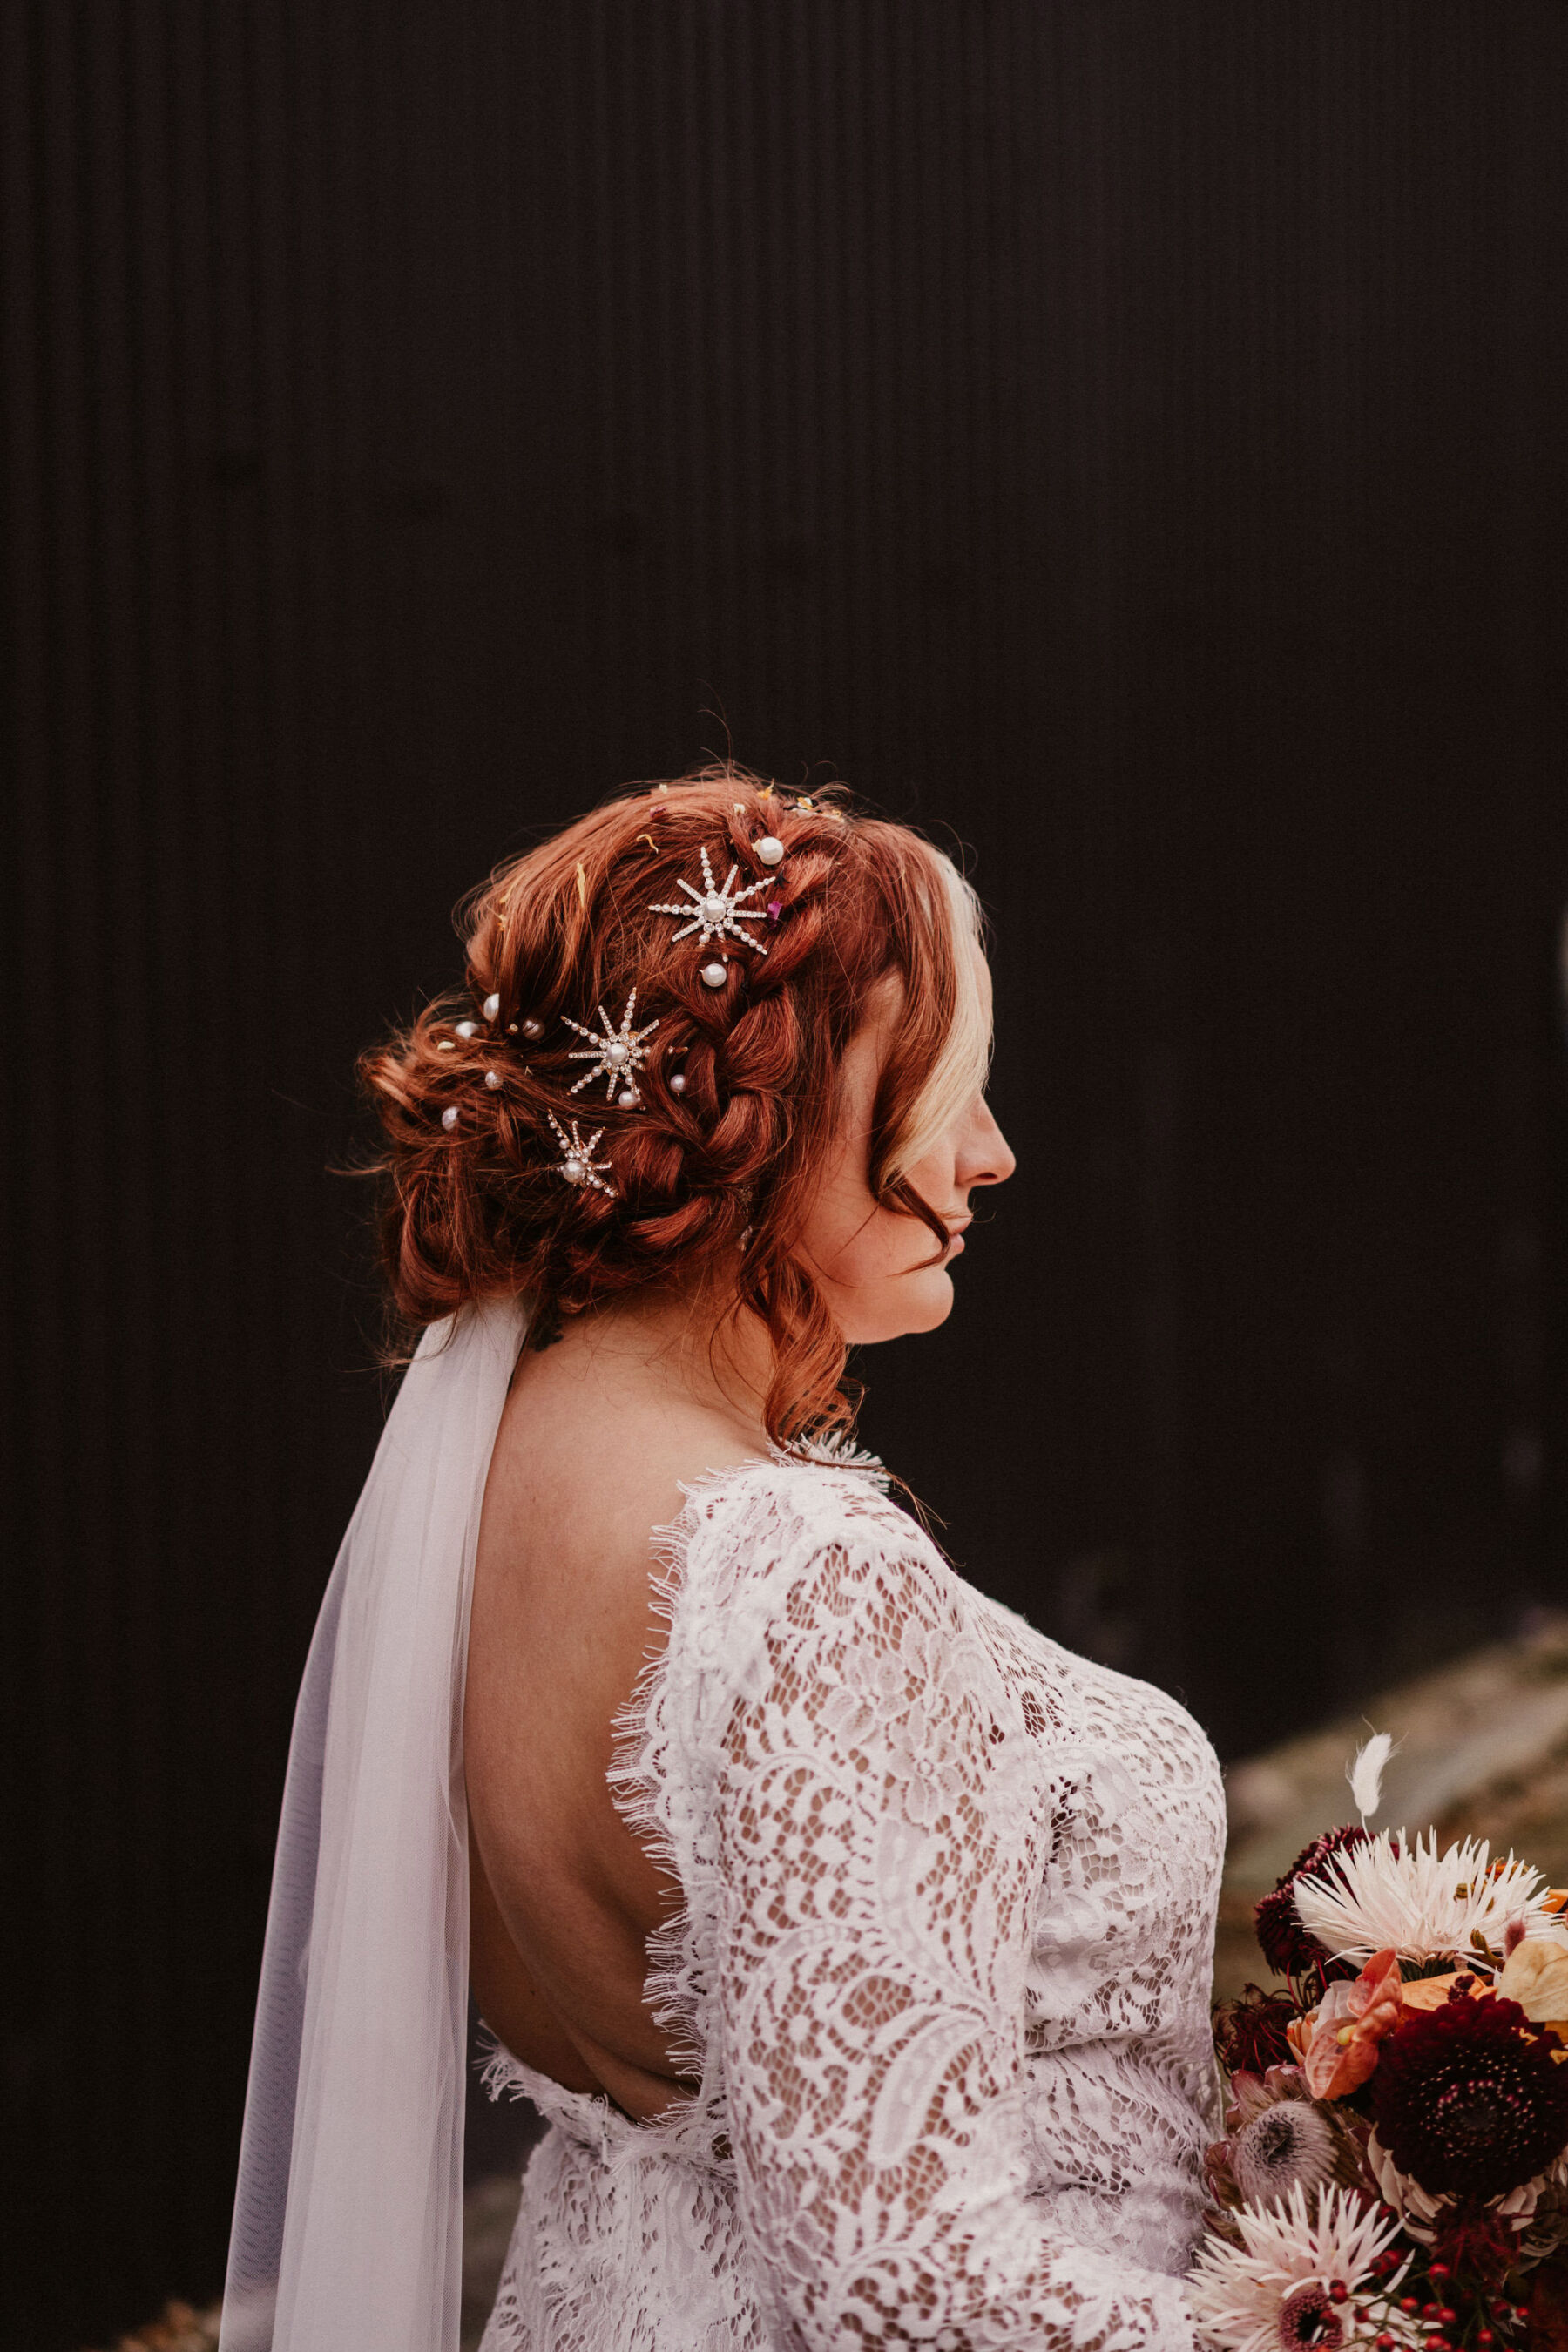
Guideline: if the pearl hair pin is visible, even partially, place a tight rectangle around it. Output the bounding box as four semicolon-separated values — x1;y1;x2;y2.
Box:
754;835;784;868
546;1110;614;1196
563;990;659;1102
482;992;501;1022
483;1069;502;1090
440;1105;460;1132
669;1071;687;1095
455;1020;477;1038
649;844;769;956
521;1017;544;1040
700;961;727;990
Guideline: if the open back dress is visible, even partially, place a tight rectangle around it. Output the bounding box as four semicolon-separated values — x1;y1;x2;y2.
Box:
477;1450;1226;2352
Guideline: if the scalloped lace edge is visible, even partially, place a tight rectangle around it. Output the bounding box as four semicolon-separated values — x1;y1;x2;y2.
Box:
602;1456;758;2091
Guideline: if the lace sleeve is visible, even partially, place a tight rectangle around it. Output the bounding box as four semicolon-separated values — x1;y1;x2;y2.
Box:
706;1497;1200;2352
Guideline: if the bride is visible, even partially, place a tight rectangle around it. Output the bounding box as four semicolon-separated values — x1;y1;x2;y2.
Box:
220;768;1226;2352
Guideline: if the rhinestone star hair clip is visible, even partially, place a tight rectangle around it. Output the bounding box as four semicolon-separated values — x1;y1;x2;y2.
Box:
562;990;659;1106
648;843;770;958
546;1111;615;1196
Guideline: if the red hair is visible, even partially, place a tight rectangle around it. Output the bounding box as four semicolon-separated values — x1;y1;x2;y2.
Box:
361;766;988;1443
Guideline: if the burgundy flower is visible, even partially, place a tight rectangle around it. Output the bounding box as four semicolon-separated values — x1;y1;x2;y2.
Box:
1372;1987;1568;2202
1427;2198;1520;2291
1277;2282;1344;2352
1214;1983;1300;2076
1254;1826;1373;1980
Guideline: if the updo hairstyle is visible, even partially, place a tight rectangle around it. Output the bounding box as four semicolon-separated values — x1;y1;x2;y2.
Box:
361;766;989;1442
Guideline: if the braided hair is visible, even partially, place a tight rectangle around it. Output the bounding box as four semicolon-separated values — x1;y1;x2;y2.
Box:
361;765;989;1443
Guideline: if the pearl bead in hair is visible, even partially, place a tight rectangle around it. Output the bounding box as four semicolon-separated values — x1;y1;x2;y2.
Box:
700;961;727;989
617;1088;639;1110
440;1105;460;1132
755;835;784;867
483;1069;502;1090
482;992;501;1022
669;1072;687;1094
455;1020;477;1038
521;1017;543;1039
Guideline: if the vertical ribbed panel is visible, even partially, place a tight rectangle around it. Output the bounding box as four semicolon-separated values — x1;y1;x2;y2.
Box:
4;6;1567;2339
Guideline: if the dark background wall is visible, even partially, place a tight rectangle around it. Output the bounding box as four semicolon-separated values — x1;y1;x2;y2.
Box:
5;4;1567;2342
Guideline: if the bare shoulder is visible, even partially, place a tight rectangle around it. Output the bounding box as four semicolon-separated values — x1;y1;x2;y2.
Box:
483;1347;762;1587
469;1332;767;1763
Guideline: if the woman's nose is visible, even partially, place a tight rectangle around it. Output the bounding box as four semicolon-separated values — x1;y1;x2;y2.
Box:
962;1099;1016;1188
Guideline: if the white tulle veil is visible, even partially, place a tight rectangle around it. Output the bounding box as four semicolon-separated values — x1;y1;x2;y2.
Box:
220;1296;528;2352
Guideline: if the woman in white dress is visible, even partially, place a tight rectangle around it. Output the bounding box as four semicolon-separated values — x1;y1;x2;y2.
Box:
220;767;1226;2352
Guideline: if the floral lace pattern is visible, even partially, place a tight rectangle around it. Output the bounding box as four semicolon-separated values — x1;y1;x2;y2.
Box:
480;1458;1225;2350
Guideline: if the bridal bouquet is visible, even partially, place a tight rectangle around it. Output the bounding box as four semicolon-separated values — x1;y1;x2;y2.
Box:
1196;1738;1568;2352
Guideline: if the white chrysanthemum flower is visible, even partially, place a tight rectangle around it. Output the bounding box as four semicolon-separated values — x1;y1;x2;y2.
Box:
1189;2183;1407;2352
1293;1829;1565;1970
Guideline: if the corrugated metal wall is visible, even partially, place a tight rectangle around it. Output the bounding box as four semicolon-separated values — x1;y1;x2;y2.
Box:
5;4;1567;2339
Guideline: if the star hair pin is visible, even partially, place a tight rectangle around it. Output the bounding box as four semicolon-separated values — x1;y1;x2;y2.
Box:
546;1110;615;1196
648;843;770;957
562;990;659;1106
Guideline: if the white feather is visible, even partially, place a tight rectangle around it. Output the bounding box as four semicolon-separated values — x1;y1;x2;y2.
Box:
1348;1730;1395;1823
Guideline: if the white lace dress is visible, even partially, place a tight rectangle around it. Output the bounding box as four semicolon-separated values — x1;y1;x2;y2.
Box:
478;1453;1226;2352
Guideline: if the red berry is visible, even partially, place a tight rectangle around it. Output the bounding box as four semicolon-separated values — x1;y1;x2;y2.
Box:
1477;2335;1495;2349
1436;2314;1457;2330
1426;2335;1451;2352
1375;2337;1396;2352
1329;2283;1348;2305
1401;2300;1421;2316
1428;2266;1450;2282
1422;2308;1443;2323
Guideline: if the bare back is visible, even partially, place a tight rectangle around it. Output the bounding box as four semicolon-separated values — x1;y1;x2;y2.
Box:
464;1309;767;2120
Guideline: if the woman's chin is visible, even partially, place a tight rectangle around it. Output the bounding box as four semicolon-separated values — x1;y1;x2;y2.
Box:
841;1267;956;1345
909;1267;956;1332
